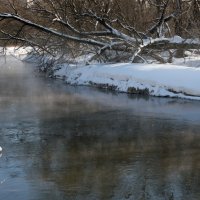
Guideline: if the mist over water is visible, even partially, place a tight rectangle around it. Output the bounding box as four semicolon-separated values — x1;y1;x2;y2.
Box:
0;56;200;200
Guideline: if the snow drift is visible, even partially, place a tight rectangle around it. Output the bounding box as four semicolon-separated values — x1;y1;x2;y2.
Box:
54;62;200;100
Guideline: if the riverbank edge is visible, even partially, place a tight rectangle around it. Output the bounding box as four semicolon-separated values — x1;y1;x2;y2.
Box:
52;62;200;101
1;47;200;101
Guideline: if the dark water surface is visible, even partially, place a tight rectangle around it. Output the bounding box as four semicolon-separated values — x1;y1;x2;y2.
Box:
0;57;200;200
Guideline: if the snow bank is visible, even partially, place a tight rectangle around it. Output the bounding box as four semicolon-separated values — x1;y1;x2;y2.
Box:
54;62;200;100
1;46;200;100
0;46;32;59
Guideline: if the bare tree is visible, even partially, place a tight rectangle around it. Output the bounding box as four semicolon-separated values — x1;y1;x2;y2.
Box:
0;0;199;64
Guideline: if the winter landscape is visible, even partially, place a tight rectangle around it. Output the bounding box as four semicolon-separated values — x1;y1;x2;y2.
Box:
0;0;200;200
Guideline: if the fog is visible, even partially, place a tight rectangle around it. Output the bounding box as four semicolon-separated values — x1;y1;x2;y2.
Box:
0;57;200;200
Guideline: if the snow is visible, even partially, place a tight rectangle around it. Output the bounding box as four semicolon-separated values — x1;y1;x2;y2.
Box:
1;46;200;100
0;46;32;60
54;61;200;100
142;36;200;47
170;35;185;43
169;36;200;44
173;52;200;68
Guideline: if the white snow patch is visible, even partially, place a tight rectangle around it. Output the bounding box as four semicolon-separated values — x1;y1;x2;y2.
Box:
0;46;33;60
173;53;200;68
54;62;200;100
143;36;200;46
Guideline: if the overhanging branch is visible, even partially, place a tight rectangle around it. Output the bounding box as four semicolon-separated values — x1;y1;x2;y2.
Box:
0;13;107;47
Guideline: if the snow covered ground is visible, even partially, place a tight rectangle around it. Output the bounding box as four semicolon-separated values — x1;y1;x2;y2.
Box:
54;62;200;100
0;46;32;60
1;46;200;100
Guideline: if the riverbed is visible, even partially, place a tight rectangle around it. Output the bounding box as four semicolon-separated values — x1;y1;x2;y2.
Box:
0;57;200;200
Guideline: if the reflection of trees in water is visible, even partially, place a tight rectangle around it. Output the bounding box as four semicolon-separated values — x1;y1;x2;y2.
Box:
0;64;199;199
29;110;200;200
0;94;200;199
1;58;200;199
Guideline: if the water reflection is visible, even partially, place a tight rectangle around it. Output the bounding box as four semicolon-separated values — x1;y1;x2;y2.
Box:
0;57;200;200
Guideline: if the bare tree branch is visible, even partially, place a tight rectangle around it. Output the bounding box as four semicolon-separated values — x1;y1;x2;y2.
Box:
0;13;107;47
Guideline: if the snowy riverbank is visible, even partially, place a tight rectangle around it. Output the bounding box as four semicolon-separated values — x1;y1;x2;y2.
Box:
1;46;200;100
54;62;200;100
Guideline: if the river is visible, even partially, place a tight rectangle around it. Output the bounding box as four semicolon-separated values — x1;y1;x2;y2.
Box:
0;57;200;200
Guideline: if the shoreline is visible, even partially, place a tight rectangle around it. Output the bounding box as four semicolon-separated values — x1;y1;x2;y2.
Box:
54;62;200;101
1;46;200;101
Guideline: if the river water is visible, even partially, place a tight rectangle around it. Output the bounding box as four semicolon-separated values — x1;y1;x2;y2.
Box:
0;57;200;200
